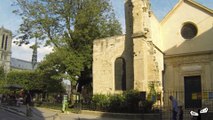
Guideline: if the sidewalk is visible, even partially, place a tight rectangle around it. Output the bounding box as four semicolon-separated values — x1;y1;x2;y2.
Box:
0;104;129;120
0;104;59;120
3;104;213;120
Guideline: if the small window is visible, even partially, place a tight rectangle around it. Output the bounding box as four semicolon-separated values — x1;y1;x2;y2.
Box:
181;22;198;39
5;36;8;50
1;34;5;49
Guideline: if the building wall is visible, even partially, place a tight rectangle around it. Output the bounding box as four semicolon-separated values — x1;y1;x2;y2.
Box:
93;0;164;95
161;1;213;55
164;53;213;109
124;0;134;91
150;13;162;50
162;1;213;109
93;35;126;94
0;27;37;72
0;27;12;72
92;0;213;109
150;12;164;93
131;0;164;93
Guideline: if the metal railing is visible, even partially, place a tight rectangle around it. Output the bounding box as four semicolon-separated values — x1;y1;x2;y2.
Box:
162;90;213;120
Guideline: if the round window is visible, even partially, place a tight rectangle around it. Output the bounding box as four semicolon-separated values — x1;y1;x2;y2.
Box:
181;22;198;39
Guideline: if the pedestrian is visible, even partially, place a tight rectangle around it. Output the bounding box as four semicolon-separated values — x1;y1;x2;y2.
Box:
169;96;178;120
0;94;2;105
178;106;183;120
25;91;32;116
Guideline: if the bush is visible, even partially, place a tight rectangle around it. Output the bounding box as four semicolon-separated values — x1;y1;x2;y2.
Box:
91;94;110;111
88;90;154;113
139;100;154;113
123;90;141;112
108;94;125;112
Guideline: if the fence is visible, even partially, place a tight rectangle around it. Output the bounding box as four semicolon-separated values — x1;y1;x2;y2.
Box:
78;90;213;119
162;90;213;120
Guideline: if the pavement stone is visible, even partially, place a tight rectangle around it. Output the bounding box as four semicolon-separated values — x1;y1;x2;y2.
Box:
0;104;132;120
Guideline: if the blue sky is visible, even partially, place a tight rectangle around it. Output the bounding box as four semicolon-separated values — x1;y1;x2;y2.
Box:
0;0;212;62
111;0;213;32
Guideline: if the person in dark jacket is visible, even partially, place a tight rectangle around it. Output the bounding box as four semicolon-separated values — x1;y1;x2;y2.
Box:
178;106;183;120
169;96;178;120
25;91;32;116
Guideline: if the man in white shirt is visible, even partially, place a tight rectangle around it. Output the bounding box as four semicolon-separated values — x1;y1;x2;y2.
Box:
169;96;178;120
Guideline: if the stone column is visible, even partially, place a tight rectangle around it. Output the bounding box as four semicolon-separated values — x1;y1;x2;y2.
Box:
131;0;152;92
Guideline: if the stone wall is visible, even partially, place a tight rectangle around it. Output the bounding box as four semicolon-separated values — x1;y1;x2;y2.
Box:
93;0;164;96
93;35;126;94
164;52;213;109
0;27;12;72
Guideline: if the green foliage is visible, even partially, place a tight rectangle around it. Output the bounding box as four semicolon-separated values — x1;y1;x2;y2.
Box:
13;0;122;85
123;90;141;112
108;94;125;112
0;66;5;80
5;69;65;94
0;66;7;93
147;83;157;102
39;102;62;111
90;90;154;113
139;100;154;113
36;49;72;93
14;0;122;47
92;94;109;111
123;90;141;103
37;67;66;93
6;70;42;90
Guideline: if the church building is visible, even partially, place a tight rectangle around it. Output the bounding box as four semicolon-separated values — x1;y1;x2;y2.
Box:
93;0;213;109
0;26;12;72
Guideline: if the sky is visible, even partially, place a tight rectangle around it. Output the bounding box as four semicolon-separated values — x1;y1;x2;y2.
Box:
0;0;212;62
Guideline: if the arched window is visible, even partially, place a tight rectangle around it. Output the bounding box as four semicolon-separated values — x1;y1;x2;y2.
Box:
1;34;5;49
114;57;126;91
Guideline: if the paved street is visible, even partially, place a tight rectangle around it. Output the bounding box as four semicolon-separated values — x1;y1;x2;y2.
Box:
0;109;28;120
3;104;213;120
58;113;126;120
0;105;131;120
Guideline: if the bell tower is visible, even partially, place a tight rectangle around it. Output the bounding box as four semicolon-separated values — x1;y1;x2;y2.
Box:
0;26;12;72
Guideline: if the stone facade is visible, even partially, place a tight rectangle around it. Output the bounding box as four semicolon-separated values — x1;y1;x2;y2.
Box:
93;35;128;94
0;27;12;72
93;0;163;95
93;0;213;109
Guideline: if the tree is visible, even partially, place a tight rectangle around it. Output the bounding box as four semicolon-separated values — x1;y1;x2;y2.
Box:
0;66;7;93
13;0;122;86
6;70;42;91
0;66;5;80
36;50;67;93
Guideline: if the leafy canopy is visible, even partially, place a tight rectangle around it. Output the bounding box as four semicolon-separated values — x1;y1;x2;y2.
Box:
6;70;42;90
13;0;122;48
13;0;122;84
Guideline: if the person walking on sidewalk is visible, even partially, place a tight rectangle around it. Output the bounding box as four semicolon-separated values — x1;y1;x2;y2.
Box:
0;94;2;105
25;91;32;116
178;105;183;120
169;96;178;120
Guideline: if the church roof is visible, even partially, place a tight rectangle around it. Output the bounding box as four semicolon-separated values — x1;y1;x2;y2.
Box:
10;58;38;70
160;0;213;24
